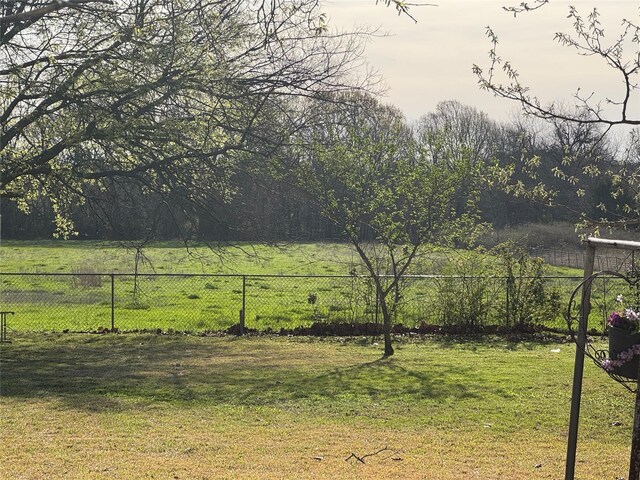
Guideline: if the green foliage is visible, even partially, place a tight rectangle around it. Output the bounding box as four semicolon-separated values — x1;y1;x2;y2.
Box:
435;250;494;329
494;243;562;330
432;246;563;331
475;5;640;233
1;0;368;238
292;93;486;354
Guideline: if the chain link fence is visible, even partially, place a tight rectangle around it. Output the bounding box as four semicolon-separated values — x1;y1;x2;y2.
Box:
535;248;638;271
0;272;633;334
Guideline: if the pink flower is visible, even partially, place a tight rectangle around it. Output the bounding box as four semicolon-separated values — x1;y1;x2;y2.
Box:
608;312;625;327
626;309;640;323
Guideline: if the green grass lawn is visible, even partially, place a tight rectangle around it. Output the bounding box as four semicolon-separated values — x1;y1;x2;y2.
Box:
0;240;623;333
0;333;634;479
0;241;369;332
0;240;363;275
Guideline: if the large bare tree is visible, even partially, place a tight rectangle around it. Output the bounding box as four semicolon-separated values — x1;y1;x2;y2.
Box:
0;0;371;236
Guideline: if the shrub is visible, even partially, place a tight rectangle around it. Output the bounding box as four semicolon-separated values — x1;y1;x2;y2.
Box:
493;243;562;330
434;250;494;330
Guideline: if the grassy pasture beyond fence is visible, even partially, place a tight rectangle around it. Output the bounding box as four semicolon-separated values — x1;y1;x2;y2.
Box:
0;271;633;334
0;241;635;334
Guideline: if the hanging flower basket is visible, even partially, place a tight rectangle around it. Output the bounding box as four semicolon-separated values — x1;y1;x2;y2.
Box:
566;270;640;391
607;325;640;379
602;298;640;379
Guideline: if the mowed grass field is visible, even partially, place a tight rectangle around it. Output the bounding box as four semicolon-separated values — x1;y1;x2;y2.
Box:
0;333;633;479
0;240;363;275
0;240;597;333
0;241;372;332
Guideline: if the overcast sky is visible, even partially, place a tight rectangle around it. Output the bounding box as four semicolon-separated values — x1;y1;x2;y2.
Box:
322;1;639;129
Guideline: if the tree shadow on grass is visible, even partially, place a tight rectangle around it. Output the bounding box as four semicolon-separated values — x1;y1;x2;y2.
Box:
0;333;480;412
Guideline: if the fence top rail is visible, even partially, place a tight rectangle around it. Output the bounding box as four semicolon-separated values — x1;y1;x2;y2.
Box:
536;248;629;258
0;272;357;278
0;271;586;280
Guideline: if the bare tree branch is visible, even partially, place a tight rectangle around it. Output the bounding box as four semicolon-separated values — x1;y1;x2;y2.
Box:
0;0;112;25
503;0;549;17
345;446;402;464
376;0;437;23
473;7;640;128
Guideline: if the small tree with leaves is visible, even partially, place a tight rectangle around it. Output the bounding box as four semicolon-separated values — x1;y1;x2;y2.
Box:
293;93;484;356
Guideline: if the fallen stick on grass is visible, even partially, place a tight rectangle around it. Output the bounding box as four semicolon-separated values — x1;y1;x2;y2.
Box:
345;446;401;464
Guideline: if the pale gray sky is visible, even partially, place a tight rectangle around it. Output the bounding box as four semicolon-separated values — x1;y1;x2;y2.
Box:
322;1;639;128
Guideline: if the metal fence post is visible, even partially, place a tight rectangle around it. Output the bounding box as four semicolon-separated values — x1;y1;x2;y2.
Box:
0;312;14;343
565;243;596;480
505;276;510;328
111;273;115;331
629;361;640;480
375;286;379;325
239;275;246;335
602;277;608;332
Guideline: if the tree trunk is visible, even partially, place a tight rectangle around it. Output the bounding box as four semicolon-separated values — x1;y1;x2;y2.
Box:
379;293;394;357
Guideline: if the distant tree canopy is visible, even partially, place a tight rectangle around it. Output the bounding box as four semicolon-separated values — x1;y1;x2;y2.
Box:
2;2;638;241
0;0;370;237
2;96;636;240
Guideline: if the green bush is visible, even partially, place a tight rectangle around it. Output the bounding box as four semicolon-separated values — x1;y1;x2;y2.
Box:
435;250;494;329
494;243;562;330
